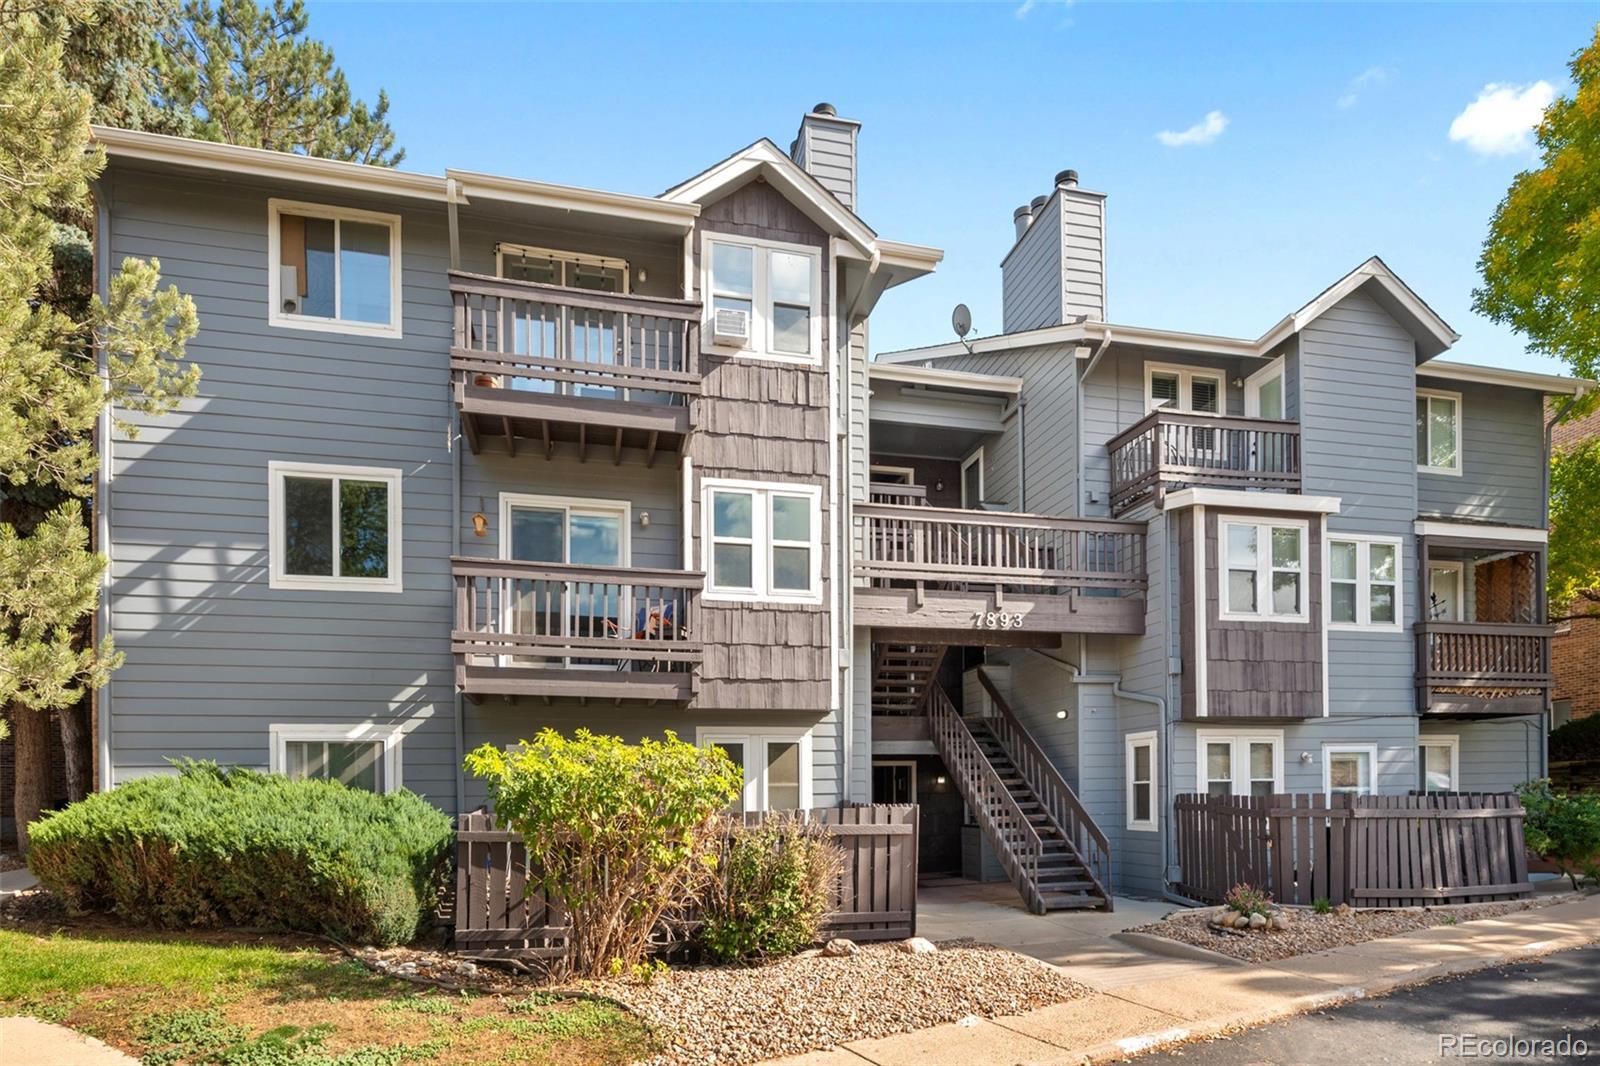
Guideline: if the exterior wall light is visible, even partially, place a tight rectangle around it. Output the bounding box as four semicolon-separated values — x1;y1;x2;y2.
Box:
472;512;488;537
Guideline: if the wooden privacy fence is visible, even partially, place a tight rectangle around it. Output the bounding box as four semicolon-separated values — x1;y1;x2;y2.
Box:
1175;792;1531;908
455;805;918;962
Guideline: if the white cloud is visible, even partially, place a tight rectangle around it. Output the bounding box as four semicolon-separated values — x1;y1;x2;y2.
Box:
1448;81;1556;156
1338;66;1389;109
1156;110;1229;148
1014;0;1036;16
1015;0;1072;24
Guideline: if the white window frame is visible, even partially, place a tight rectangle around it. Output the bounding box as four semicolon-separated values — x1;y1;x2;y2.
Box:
701;478;823;604
267;198;402;339
960;447;985;508
872;759;919;805
1144;362;1224;415
700;232;823;365
1419;736;1460;794
1416;387;1463;476
1219;517;1309;623
1326;534;1404;631
1125;730;1158;832
1323;743;1379;798
268;461;403;593
1195;729;1285;796
697;727;813;812
869;464;917;485
1243;356;1286;419
268;722;404;793
1426;560;1465;622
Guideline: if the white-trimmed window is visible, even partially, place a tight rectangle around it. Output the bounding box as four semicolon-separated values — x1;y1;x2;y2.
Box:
1146;362;1223;415
1125;731;1157;831
269;461;402;592
1324;744;1377;797
703;479;821;602
703;233;822;363
1416;388;1462;475
269;723;403;793
1221;519;1307;622
268;199;401;338
1197;731;1284;797
1328;535;1402;629
1419;736;1459;794
697;728;813;812
960;448;985;508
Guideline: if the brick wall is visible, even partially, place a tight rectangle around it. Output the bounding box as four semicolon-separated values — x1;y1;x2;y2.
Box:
1551;403;1600;723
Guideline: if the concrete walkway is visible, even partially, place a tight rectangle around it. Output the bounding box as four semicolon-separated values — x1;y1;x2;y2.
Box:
0;1017;139;1065
769;890;1600;1065
0;866;39;898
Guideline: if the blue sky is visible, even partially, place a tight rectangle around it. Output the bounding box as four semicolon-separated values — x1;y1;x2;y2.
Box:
309;2;1597;374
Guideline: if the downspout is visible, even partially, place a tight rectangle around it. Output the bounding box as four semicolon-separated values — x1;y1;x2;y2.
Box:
92;176;114;790
1077;330;1112;512
1016;396;1028;512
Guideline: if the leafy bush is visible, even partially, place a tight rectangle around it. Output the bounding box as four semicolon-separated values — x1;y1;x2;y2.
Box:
700;814;842;962
1549;714;1600;762
465;729;741;979
1518;779;1600;890
27;761;452;946
1224;883;1272;917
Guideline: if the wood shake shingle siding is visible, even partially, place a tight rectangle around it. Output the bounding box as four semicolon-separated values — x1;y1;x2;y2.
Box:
104;165;458;802
1416;375;1545;527
689;180;834;711
1001;196;1063;334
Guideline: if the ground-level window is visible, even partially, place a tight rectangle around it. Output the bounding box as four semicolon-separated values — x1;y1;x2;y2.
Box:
269;724;403;793
1323;744;1377;797
697;729;812;812
1328;536;1401;629
1197;731;1283;797
269;461;402;592
1125;731;1157;831
1419;737;1459;794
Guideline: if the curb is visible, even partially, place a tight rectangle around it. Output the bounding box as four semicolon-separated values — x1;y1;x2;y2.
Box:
1108;931;1247;967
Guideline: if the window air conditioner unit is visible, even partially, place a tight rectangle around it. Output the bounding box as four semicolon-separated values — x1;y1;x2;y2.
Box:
279;266;301;314
712;307;750;346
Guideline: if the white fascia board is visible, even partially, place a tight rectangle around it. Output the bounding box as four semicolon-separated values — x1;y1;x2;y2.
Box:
447;169;697;229
1163;488;1342;515
879;320;1264;365
94;125;454;203
1417;360;1594;397
1414;520;1548;544
868;362;1022;396
1260;257;1459;357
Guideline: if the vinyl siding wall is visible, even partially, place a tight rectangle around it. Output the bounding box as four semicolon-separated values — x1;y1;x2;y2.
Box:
1416;375;1546;527
1001;197;1063;334
1060;190;1107;322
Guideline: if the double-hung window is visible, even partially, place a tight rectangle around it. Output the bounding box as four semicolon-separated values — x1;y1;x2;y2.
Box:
269;462;402;592
1419;737;1459;793
1220;519;1306;621
1324;744;1377;797
1198;731;1283;797
697;729;812;812
1125;731;1157;831
704;234;821;362
1328;536;1401;629
268;199;401;338
269;724;402;793
704;480;821;602
1416;388;1462;475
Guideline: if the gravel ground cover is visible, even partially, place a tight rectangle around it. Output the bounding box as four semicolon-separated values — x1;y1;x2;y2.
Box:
596;938;1092;1066
1129;897;1564;964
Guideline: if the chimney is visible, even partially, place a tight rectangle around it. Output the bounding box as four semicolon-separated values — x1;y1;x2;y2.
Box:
1001;168;1107;333
790;102;861;209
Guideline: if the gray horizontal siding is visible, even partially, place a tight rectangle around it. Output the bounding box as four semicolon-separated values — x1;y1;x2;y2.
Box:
1001;196;1063;333
1416;376;1545;527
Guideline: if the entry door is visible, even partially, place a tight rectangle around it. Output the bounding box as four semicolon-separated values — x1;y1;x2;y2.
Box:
503;498;626;666
872;761;917;804
1427;562;1463;621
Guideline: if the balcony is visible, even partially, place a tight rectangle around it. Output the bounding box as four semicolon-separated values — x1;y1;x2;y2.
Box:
452;557;703;702
1107;410;1301;516
852;503;1147;640
450;271;702;463
1416;623;1553;717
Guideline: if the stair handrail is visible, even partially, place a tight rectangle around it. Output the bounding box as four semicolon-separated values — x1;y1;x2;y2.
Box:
924;683;1047;914
975;668;1114;901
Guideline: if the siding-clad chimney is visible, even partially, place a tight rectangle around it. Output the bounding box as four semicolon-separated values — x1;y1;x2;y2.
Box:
790;102;860;209
1001;169;1107;333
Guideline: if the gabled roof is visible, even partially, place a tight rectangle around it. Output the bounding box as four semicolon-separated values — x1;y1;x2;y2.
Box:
662;138;877;256
1256;256;1459;361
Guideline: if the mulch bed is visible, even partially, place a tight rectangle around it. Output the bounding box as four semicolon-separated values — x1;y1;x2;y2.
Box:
1128;896;1567;964
0;853;25;874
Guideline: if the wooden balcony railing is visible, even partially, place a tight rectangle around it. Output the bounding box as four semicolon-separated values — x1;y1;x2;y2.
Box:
868;482;930;507
1107;410;1301;515
1416;621;1553;714
449;272;702;438
853;503;1147;597
452;558;703;694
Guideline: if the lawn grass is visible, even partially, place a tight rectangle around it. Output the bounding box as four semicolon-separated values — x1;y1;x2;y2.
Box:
0;929;652;1065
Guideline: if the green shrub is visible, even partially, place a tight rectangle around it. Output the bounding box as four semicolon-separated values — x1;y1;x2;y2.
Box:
465;729;740;979
1311;897;1332;915
1224;883;1272;917
1518;779;1600;890
700;815;842;962
27;761;452;946
1549;714;1600;762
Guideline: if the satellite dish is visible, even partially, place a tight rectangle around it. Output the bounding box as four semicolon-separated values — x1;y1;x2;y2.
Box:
952;303;972;338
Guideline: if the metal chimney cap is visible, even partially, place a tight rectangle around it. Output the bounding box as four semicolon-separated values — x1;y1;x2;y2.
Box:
1029;194;1049;212
1055;169;1079;187
811;102;837;117
1013;205;1034;221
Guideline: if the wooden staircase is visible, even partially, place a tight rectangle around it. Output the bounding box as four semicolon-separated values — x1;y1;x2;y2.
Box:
871;643;948;714
926;679;1113;913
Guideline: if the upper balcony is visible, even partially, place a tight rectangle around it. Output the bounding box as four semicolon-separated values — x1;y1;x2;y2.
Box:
1107;410;1301;516
450;271;702;464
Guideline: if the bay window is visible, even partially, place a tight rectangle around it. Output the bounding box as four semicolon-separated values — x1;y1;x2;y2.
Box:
704;234;821;362
1221;519;1306;621
704;480;821;602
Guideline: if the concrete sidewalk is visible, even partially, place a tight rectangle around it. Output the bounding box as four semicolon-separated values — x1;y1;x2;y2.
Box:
768;892;1600;1066
0;1017;139;1065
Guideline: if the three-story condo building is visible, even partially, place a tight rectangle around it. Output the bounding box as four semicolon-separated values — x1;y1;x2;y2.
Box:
88;116;1589;912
